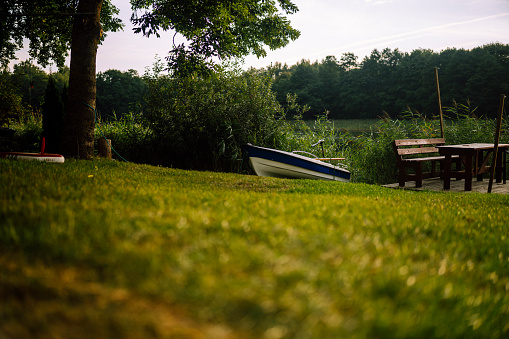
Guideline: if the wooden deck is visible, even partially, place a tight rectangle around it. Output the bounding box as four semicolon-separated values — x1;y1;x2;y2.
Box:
383;177;509;194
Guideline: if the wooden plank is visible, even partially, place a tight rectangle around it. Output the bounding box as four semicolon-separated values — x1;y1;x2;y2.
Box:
397;147;439;156
394;138;445;147
403;156;445;162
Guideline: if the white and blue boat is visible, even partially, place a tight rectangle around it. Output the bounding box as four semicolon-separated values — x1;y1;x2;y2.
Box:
242;144;350;182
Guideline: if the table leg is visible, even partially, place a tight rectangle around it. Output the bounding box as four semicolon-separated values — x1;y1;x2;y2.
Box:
476;150;483;181
443;154;452;190
464;155;473;191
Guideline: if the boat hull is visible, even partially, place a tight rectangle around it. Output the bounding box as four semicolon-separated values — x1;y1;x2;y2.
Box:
0;152;65;163
242;144;350;182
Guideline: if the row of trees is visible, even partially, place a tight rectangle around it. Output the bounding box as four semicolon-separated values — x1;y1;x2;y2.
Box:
266;43;509;119
2;63;147;120
96;69;147;119
7;61;69;110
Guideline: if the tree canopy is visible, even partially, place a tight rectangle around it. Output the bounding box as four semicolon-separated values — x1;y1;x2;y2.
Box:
1;0;123;68
131;0;300;76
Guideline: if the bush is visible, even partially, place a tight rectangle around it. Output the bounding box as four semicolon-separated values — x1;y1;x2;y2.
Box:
10;111;43;152
95;112;153;162
143;66;286;171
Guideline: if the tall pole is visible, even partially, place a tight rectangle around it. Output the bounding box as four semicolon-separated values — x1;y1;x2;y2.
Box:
28;59;33;109
434;67;445;139
488;94;505;193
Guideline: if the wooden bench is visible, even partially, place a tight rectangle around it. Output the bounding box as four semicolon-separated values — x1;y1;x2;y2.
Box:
392;138;460;187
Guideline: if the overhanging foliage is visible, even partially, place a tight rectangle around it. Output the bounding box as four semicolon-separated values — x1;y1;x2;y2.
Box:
131;0;301;76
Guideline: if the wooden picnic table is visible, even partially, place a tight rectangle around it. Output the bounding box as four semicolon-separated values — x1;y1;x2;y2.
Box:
437;143;509;191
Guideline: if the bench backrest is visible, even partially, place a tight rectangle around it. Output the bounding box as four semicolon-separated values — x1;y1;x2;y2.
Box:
392;138;446;158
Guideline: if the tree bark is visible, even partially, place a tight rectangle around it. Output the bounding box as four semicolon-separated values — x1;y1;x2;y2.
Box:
61;0;103;159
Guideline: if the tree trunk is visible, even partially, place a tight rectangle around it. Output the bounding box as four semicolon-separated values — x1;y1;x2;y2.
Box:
61;0;103;159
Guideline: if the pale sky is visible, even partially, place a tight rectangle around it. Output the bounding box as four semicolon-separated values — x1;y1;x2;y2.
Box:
12;0;509;74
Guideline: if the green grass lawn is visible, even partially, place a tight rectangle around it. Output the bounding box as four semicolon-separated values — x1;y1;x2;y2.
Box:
1;159;509;338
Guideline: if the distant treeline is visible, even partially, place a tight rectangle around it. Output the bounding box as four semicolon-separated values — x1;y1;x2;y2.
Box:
264;43;509;119
96;69;147;120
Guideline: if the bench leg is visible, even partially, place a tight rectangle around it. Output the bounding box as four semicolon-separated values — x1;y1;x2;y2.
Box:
399;174;406;187
398;165;406;187
415;165;423;188
430;160;437;177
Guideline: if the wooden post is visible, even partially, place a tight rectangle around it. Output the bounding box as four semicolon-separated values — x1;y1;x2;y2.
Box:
434;67;445;139
488;94;505;193
98;138;112;159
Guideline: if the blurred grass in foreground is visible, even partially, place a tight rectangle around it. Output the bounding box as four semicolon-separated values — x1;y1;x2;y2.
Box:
1;159;509;338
